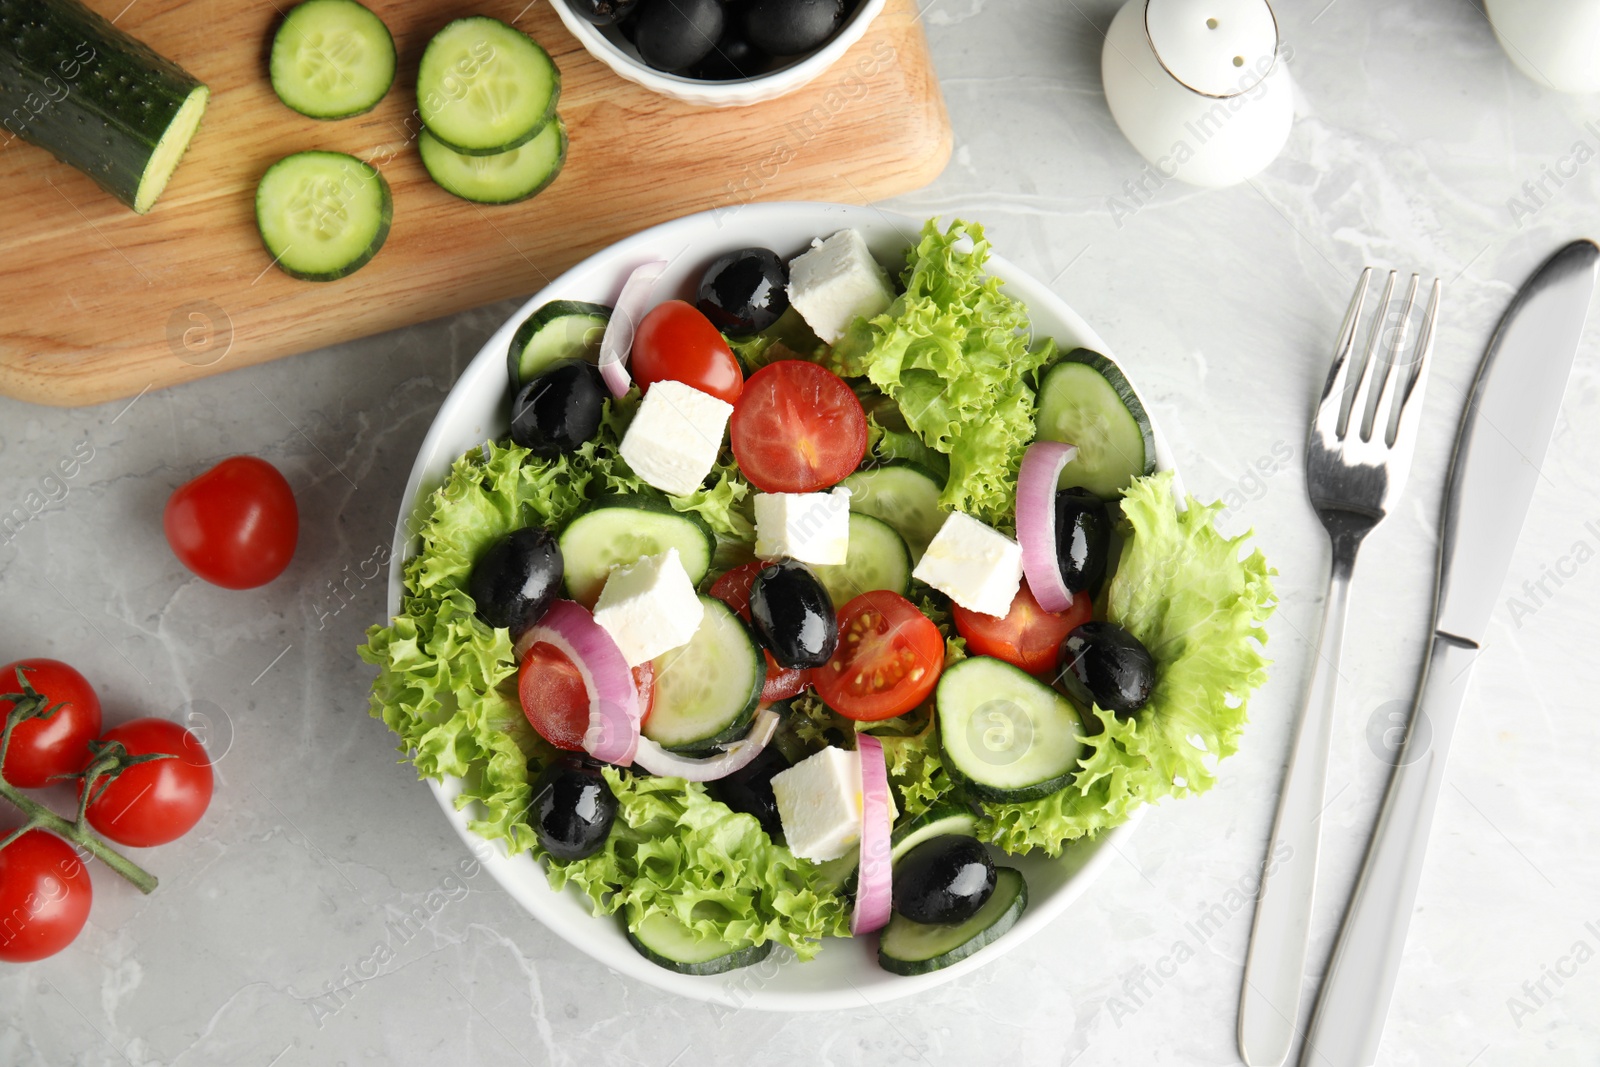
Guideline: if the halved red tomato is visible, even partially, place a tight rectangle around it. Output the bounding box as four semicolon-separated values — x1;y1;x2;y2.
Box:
813;591;943;721
518;643;655;751
632;300;743;404
730;361;867;493
708;562;811;702
952;583;1092;677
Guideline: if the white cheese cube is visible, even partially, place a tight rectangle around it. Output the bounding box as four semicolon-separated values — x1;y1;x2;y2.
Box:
911;511;1023;618
591;548;704;667
619;380;733;497
770;746;898;863
753;488;852;565
786;229;895;344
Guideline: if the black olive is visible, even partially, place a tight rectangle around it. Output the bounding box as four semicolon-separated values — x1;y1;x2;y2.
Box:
708;744;791;839
469;527;563;638
509;361;605;457
1054;488;1111;596
568;0;639;24
697;247;788;333
687;23;771;81
1057;622;1155;719
530;758;617;861
743;0;843;56
749;558;837;669
633;0;723;71
892;835;996;924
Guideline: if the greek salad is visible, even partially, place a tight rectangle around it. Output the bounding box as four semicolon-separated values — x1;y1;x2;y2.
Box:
361;218;1276;977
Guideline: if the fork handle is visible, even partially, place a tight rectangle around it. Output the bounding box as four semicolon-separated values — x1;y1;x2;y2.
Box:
1299;633;1478;1066
1237;548;1356;1066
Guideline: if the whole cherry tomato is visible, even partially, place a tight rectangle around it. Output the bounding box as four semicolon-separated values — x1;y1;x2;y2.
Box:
83;718;213;847
164;457;298;589
0;659;101;789
0;830;92;962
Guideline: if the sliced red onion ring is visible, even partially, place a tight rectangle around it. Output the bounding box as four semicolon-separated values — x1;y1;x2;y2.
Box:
631;707;781;783
851;733;893;936
515;600;640;765
1016;440;1080;614
597;259;669;398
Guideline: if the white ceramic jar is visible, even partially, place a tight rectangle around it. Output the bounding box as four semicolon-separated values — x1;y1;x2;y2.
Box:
1485;0;1600;94
1101;0;1293;189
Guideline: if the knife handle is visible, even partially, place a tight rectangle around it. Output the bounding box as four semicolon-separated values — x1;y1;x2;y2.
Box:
1300;633;1478;1067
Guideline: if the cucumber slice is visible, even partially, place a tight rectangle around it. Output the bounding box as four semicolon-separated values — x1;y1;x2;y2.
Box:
269;0;395;119
877;867;1027;976
813;513;912;609
890;805;981;863
417;17;559;155
839;463;946;562
254;151;392;282
645;596;764;753
508;299;612;389
558;494;716;607
419;117;567;206
935;657;1085;801
1035;349;1156;500
626;911;773;976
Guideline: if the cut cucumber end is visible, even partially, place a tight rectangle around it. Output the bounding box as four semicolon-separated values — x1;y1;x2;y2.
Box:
132;84;209;214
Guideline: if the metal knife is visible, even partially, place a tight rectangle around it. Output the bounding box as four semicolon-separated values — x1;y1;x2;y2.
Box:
1300;239;1600;1066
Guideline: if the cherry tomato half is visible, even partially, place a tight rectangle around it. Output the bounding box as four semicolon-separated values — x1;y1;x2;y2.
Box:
813;591;943;721
0;659;101;789
708;563;811;702
730;361;867;494
518;642;656;751
164;456;299;589
83;718;212;847
0;830;92;962
632;300;743;404
952;583;1093;677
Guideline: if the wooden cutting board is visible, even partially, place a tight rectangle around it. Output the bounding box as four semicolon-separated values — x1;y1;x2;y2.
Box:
0;0;949;407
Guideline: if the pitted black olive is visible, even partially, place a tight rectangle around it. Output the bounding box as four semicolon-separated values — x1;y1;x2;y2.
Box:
531;757;617;860
469;526;563;638
708;744;791;839
892;835;996;924
749;558;837;669
1054;487;1111;596
509;360;605;457
743;0;843;56
697;247;788;333
1057;621;1155;719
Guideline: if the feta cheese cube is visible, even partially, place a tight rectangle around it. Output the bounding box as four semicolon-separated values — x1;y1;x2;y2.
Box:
771;746;898;863
911;511;1023;618
619;380;734;497
753;488;852;565
786;229;895;344
592;548;704;667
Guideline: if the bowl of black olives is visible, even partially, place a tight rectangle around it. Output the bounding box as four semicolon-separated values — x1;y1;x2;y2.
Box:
554;0;886;107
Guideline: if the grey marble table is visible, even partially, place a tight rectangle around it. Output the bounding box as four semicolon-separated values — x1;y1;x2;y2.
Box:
4;1;1600;1064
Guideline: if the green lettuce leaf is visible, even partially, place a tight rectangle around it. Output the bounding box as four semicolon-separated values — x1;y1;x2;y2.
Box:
981;472;1276;855
828;218;1052;527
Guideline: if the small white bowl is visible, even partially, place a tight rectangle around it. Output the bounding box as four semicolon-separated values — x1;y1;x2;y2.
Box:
551;0;887;108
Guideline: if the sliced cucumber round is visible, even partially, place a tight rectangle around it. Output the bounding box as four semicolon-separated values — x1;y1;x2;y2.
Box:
419;116;567;205
254;151;392;282
508;300;612;389
626;911;773;976
417;17;560;155
558;494;716;607
1035;348;1156;500
878;866;1027;975
840;463;946;562
813;513;912;609
890;805;981;863
645;596;764;754
935;656;1086;802
269;0;395;119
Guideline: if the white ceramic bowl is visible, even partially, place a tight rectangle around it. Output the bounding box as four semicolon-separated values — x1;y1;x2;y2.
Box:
551;0;887;108
385;202;1177;1010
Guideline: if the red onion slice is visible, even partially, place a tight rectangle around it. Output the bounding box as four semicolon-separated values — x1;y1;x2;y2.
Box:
851;733;893;936
1016;440;1080;614
631;707;781;783
515;600;640;765
597;259;669;398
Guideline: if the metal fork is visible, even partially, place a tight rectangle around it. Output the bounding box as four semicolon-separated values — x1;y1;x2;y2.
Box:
1237;269;1442;1066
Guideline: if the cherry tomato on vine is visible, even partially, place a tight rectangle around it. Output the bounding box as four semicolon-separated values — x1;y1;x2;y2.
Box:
0;659;101;789
952;583;1093;677
0;830;92;962
730;361;867;494
813;591;943;721
631;300;743;404
708;562;811;702
164;456;298;589
82;719;212;847
518;643;655;751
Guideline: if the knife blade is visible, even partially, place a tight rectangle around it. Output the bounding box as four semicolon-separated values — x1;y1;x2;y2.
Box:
1300;239;1599;1067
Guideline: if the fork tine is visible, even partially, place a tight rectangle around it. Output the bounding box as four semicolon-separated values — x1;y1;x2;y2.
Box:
1387;278;1442;450
1368;273;1421;442
1343;270;1398;438
1313;267;1372;435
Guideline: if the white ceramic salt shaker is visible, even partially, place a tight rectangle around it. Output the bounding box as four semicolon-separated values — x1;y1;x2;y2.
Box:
1101;0;1292;189
1485;0;1600;94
